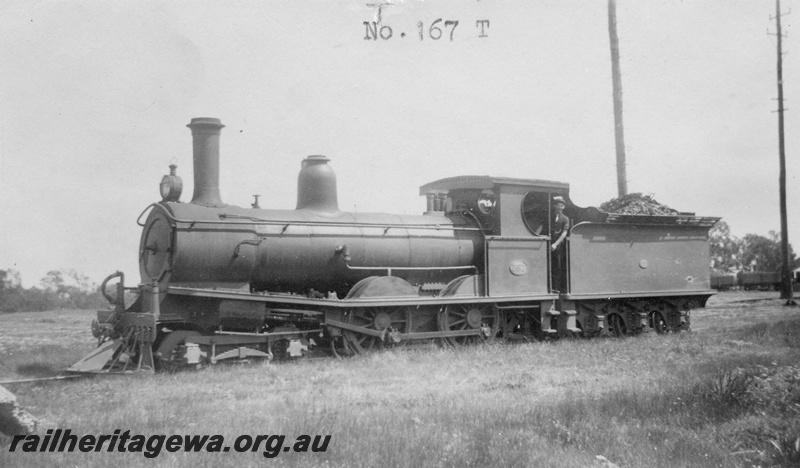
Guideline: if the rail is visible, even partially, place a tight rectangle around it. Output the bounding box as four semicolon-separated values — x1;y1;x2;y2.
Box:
0;375;85;386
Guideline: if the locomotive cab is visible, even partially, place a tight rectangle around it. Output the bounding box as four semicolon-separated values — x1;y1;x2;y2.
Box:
420;176;574;295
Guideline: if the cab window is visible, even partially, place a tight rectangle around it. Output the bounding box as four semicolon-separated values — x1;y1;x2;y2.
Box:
521;192;550;236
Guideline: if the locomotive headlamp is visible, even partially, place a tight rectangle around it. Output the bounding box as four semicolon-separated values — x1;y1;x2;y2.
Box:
160;164;183;202
477;190;496;215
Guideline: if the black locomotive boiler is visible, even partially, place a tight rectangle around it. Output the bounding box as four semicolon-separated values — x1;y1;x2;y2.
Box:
69;118;720;373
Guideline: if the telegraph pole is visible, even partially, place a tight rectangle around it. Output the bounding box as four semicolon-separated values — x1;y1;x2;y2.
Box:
608;0;628;197
772;0;796;305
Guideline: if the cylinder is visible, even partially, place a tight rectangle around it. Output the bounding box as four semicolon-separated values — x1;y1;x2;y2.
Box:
187;117;225;206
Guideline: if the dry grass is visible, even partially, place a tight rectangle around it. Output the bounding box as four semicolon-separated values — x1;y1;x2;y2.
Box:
0;309;96;380
1;292;799;467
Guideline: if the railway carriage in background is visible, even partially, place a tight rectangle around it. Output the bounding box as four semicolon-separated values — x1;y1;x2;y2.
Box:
710;271;799;291
69;118;720;373
737;271;782;291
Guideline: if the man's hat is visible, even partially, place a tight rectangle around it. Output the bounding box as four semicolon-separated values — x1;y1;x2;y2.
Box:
553;196;566;205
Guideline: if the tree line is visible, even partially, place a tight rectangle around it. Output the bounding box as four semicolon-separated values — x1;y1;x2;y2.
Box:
710;221;797;273
0;269;108;313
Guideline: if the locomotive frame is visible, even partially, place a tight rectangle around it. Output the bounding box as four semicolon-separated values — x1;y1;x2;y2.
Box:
68;118;720;374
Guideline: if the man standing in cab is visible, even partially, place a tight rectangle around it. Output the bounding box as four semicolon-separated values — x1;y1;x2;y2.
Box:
550;196;570;292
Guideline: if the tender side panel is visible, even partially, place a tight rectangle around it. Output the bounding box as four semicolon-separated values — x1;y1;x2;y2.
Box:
569;223;712;295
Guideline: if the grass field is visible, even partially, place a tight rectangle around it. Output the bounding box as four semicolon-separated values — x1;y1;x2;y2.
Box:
1;291;799;467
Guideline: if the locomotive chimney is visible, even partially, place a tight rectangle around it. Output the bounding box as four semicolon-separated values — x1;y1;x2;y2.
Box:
187;117;225;207
296;155;339;214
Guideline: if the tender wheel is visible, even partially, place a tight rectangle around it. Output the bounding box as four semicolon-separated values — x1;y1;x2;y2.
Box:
343;307;412;355
155;330;202;371
439;303;500;346
652;311;669;334
607;314;627;337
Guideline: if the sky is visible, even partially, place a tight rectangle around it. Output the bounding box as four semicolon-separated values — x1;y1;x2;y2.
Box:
0;0;797;288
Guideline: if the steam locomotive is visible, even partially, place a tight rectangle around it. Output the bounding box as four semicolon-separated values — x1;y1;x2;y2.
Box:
69;118;720;373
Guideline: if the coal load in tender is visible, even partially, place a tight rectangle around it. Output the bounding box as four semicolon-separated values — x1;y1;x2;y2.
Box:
599;193;680;215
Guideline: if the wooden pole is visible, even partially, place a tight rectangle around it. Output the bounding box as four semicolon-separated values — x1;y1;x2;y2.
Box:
774;0;795;305
608;0;628;197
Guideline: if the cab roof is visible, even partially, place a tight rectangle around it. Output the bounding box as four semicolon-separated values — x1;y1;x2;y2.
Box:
419;175;569;195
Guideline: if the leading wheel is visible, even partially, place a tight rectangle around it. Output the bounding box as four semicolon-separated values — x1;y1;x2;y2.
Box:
155;330;202;372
